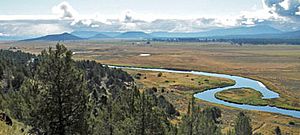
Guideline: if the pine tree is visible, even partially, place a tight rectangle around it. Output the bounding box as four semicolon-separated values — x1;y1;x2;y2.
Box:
23;44;89;135
178;96;221;135
274;126;281;135
234;112;252;135
8;79;41;124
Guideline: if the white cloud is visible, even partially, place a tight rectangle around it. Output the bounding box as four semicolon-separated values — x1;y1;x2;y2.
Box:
262;0;300;17
0;33;9;36
26;24;71;35
219;1;300;30
52;1;78;19
0;20;72;37
120;23;138;31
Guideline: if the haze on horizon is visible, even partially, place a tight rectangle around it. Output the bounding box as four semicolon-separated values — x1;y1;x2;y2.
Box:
0;0;300;37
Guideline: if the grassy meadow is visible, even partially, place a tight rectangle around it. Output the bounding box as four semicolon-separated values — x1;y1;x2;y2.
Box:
216;88;300;111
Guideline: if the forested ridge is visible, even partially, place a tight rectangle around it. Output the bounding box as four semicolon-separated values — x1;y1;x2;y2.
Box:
0;44;271;135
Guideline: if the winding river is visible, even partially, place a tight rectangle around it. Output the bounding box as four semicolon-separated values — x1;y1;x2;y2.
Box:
110;66;300;118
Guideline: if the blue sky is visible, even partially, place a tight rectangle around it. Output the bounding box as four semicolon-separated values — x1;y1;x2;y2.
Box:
0;0;300;36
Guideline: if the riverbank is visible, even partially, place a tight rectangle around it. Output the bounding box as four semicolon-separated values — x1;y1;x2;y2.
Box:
124;69;235;114
215;88;300;111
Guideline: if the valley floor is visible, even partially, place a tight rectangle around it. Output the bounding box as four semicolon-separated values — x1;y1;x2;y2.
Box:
1;41;300;134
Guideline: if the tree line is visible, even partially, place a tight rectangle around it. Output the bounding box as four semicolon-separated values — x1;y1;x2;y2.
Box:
152;38;300;45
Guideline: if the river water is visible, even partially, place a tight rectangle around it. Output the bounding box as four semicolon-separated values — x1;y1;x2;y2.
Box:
110;66;300;118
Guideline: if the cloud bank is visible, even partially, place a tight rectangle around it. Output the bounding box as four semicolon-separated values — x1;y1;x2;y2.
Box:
1;1;300;37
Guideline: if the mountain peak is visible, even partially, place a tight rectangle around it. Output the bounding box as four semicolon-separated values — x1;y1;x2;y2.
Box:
21;33;83;41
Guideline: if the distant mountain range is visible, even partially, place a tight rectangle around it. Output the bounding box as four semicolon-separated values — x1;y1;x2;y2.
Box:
150;25;282;38
89;33;111;39
21;31;153;41
201;25;282;36
71;31;152;39
71;31;120;38
21;33;83;41
71;31;100;38
207;29;300;39
116;31;152;39
10;25;300;43
67;25;283;39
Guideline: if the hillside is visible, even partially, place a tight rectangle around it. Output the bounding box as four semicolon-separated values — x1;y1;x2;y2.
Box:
0;45;183;134
21;33;83;41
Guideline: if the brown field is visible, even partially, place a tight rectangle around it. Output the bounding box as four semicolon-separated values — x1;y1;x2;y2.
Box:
1;41;300;134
